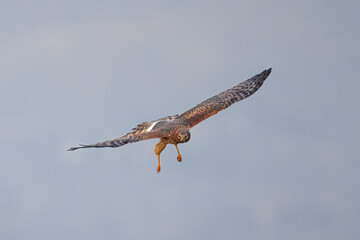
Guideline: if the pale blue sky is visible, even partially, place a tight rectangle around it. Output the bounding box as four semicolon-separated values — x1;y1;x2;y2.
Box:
1;1;360;239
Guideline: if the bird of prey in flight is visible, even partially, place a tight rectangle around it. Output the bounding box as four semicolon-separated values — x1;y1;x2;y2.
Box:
68;68;272;173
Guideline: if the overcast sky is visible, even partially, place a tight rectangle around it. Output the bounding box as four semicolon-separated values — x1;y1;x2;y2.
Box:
1;1;360;239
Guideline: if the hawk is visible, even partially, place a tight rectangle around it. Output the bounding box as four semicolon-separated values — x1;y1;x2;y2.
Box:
68;68;272;173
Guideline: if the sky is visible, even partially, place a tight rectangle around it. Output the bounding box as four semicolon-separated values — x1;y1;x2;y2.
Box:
1;0;360;239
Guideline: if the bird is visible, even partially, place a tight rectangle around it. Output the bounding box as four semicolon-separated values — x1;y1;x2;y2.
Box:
68;68;272;173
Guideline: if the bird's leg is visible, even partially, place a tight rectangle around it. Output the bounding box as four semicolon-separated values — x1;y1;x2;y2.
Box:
157;154;161;174
155;140;167;174
175;144;182;162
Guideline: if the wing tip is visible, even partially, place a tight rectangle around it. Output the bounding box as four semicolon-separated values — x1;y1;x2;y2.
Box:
257;68;272;82
264;67;272;76
67;144;87;151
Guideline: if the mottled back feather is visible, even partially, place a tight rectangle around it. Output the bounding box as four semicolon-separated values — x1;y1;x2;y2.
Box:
132;115;178;132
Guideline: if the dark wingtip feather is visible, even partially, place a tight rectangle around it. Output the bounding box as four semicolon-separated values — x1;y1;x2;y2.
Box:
256;68;272;83
67;147;77;151
67;144;88;151
263;68;272;77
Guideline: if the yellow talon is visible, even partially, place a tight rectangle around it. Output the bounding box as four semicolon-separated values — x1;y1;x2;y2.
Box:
157;155;161;173
175;145;182;162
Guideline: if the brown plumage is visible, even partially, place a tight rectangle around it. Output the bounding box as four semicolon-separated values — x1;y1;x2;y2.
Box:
68;68;272;173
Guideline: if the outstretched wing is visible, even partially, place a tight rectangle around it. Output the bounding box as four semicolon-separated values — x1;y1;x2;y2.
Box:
177;68;271;128
67;115;178;151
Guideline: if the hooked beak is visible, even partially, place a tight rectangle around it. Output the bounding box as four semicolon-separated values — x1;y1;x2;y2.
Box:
180;136;184;141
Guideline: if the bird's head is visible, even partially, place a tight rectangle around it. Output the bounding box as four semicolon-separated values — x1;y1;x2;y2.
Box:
176;127;191;143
